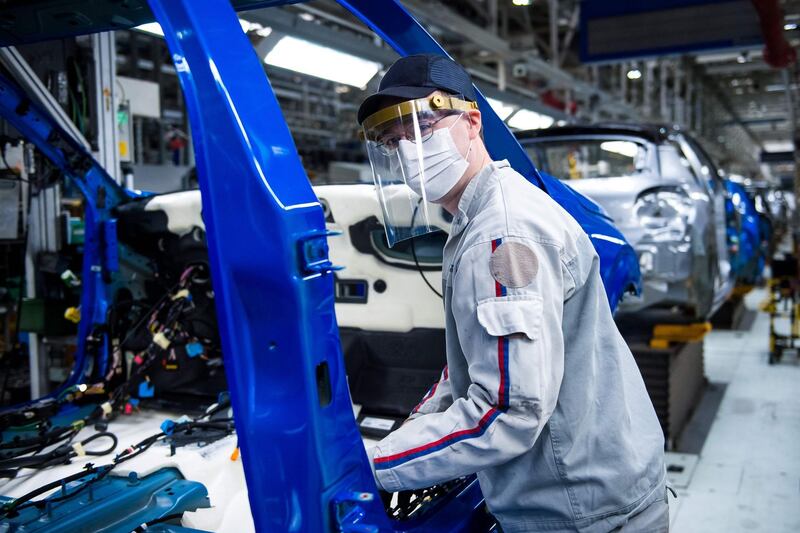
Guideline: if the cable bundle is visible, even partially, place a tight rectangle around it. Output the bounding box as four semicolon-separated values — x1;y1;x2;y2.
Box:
0;398;233;520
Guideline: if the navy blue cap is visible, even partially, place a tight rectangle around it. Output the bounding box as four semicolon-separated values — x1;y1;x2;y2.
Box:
357;54;477;124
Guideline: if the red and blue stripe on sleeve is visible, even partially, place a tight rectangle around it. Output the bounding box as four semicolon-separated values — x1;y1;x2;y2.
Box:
493;238;510;412
374;408;503;470
373;240;512;471
410;366;447;415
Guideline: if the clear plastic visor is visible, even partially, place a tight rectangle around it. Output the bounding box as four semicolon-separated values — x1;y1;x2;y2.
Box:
362;96;475;247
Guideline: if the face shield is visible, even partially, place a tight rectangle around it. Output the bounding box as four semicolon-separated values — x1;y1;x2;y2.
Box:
361;93;478;247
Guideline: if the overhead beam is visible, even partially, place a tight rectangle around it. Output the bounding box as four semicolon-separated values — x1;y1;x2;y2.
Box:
401;0;512;55
469;68;571;121
702;60;773;76
548;0;559;66
702;71;764;150
245;7;397;65
250;4;569;122
559;5;580;67
0;47;90;150
715;116;787;126
400;0;641;119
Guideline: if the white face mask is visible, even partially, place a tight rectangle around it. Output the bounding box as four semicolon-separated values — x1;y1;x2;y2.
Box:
397;118;472;203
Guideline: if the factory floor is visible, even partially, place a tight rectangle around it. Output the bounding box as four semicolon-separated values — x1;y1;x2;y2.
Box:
668;288;800;532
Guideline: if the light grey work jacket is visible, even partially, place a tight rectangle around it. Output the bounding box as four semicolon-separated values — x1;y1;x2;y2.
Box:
371;160;666;532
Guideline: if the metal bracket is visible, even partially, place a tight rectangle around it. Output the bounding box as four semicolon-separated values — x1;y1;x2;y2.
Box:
650;322;712;348
298;230;344;276
0;47;91;150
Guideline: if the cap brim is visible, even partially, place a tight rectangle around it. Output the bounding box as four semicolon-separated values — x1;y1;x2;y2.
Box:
357;85;439;125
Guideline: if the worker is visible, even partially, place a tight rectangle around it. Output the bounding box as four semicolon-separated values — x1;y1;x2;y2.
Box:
357;54;669;532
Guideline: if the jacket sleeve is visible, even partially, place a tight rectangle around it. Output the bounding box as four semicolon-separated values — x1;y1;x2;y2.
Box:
407;366;453;421
372;237;567;492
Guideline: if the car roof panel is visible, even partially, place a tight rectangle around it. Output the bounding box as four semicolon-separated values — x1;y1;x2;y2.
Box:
516;123;674;145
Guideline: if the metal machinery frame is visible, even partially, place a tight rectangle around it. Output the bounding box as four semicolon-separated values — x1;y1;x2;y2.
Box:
766;255;799;365
92;31;122;185
0;0;641;530
0;73;127;405
0;47;91;151
0;46;94;399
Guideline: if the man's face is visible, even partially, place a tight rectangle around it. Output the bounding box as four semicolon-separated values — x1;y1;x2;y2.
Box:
373;111;466;156
369;90;475;157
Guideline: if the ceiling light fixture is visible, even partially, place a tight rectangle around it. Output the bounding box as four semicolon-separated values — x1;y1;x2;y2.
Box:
601;141;639;158
512;0;532;6
626;68;642;80
265;36;382;88
486;97;516;120
507;109;554;130
135;19;262;37
133;22;165;37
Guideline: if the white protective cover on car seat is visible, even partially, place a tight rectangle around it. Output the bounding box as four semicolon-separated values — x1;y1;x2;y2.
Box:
145;190;205;236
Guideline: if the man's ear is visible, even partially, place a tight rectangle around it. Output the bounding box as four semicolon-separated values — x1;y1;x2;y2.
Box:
466;109;483;140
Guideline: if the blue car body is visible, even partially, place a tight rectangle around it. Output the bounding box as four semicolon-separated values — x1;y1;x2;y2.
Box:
0;1;640;530
725;180;762;284
755;210;773;274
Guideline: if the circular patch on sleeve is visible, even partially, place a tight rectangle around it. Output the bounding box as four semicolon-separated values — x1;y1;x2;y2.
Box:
490;242;538;288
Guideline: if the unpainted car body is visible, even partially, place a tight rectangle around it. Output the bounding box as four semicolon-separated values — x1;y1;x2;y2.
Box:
518;124;734;319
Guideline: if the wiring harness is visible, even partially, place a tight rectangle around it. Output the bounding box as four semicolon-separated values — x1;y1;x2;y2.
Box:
0;385;121;479
0;397;233;520
0;429;117;477
120;264;222;410
0;263;220;480
0;273;182;478
382;478;470;521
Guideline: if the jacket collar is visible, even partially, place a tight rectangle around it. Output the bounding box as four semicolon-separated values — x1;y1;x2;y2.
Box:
450;159;509;236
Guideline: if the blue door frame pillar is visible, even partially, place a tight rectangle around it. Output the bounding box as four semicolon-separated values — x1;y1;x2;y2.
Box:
146;1;384;530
